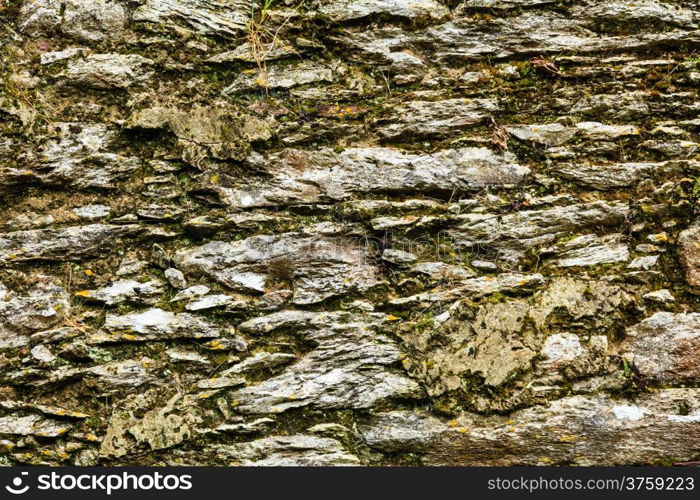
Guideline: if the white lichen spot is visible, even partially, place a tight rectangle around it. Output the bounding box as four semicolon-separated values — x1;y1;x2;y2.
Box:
612;405;645;421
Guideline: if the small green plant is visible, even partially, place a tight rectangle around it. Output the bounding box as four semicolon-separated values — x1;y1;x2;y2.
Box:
245;0;300;94
692;176;700;200
622;357;631;378
246;0;278;92
60;266;91;333
260;0;276;20
683;51;700;64
89;347;113;364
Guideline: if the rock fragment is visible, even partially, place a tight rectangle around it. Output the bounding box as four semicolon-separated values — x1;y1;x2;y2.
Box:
0;415;71;438
164;268;187;289
376;98;497;140
213;147;528;209
175;233;382;304
2;123;142;190
549;234;629;268
230;311;422;413
449;201;628;262
317;0;449;22
214;435;360;466
0;224;139;264
19;0;126;42
62;54;155;89
125;105;273;163
360;389;700;465
133;0;249;38
678;222;700;287
0;281;68;349
223;62;334;94
88;309;222;343
76;279;165;306
623;312;700;383
552;161;683;190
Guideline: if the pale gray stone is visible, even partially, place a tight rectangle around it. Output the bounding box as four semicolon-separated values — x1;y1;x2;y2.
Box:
88;309;222;343
552;161;683;190
72;204;111;220
214;147;528;209
0;415;71;438
175;233;382;304
623;312;700;383
164;268;187;289
6;123;142;190
642;289;675;304
214;435;360;466
360;389;700;465
449;201;628;262
678;222;700;286
549;234;629;268
133;0;249;38
62;54;155;89
223;62;334;94
0;224;140;264
231;311;422;413
317;0;449;22
376;98;497;140
75;279;165;306
0;280;68;349
19;0;126;42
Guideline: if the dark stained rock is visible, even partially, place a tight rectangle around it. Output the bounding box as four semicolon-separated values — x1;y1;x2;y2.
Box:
360;389;700;465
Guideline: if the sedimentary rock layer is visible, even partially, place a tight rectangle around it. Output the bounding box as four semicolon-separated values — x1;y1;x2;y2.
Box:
0;0;698;466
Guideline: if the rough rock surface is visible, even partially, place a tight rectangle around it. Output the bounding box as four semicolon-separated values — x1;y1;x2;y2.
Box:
679;222;700;287
0;0;699;466
0;280;68;349
231;311;421;413
317;0;449;22
360;389;700;465
88;309;223;344
375;98;498;140
623;312;700;382
18;0;126;42
62;54;155;89
133;0;250;38
174;233;382;304
0;224;140;263
1;123;143;190
449;201;628;262
211;435;360;466
210;147;528;210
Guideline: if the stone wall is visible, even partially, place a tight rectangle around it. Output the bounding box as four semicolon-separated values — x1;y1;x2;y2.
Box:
0;0;699;466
